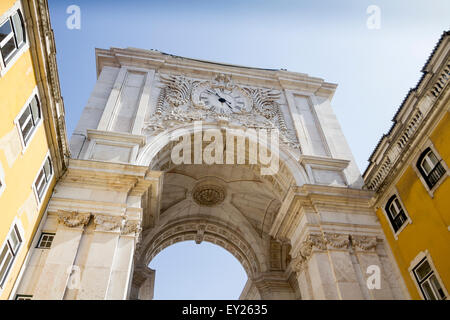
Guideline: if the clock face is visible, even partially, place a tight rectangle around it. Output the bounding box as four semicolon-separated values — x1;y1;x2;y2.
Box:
195;86;251;114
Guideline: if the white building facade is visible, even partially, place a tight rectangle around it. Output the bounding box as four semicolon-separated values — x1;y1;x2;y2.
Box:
13;48;408;300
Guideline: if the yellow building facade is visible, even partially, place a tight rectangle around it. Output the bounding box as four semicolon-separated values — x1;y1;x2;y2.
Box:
0;0;68;299
364;31;449;300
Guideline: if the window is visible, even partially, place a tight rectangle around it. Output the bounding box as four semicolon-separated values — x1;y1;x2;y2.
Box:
0;225;22;287
417;148;446;190
15;294;32;300
18;95;41;146
37;233;55;249
385;195;408;233
34;156;53;201
0;10;26;65
413;258;446;300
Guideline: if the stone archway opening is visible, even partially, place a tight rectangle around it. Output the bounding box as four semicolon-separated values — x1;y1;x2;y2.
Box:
131;127;303;300
148;241;248;299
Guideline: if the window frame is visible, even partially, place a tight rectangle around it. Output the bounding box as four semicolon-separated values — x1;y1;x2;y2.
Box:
416;146;448;195
0;5;27;74
410;253;448;300
32;153;54;204
36;232;55;249
14;89;43;153
382;191;411;239
0;222;24;289
15;294;32;300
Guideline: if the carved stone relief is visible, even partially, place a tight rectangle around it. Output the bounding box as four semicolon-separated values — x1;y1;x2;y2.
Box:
57;211;91;228
143;73;300;150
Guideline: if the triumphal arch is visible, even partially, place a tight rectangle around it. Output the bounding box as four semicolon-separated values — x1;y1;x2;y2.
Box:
15;48;408;299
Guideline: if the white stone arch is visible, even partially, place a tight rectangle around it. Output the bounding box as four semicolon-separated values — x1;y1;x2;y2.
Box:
130;122;308;299
138;214;265;279
136;122;310;191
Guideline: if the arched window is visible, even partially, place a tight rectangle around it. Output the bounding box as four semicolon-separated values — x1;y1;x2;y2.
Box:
385;195;408;233
0;9;26;66
417;148;446;189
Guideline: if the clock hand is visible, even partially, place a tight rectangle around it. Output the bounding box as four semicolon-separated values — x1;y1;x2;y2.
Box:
224;100;233;110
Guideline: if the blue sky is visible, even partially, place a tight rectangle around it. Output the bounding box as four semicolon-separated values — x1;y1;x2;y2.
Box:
47;0;449;299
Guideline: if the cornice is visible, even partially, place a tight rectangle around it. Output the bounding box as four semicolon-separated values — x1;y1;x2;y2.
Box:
299;155;350;170
364;32;449;192
27;0;70;173
87;129;147;147
270;184;374;238
95;47;337;98
364;85;449;195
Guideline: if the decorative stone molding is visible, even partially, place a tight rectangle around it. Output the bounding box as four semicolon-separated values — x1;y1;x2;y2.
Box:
324;232;350;250
93;214;123;232
299;233;327;258
35;0;70;163
58;211;91;228
244;87;280;120
144;72;301;150
351;235;378;251
291;233;327;274
211;73;233;91
141;218;261;277
159;74;197;108
364;33;449;193
195;224;206;244
192;184;226;207
291;255;307;273
122;220;142;235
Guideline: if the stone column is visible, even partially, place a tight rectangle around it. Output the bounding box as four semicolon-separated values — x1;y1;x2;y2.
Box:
295;233;340;299
252;272;296;300
106;219;141;300
75;214;123;300
350;235;394;300
323;233;366;299
129;265;155;300
292;260;314;299
97;67;128;131
33;211;91;300
131;70;155;135
284;89;313;155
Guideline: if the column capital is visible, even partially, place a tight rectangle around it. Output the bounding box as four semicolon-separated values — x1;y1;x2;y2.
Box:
93;214;123;232
350;235;378;252
251;272;296;299
57;210;91;228
121;219;142;236
298;233;327;258
290;233;327;275
291;255;307;273
324;232;350;250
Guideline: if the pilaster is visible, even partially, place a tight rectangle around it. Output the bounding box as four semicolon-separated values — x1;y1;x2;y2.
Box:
33;211;90;300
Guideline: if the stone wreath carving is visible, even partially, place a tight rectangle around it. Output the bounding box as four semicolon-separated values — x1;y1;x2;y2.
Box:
121;220;142;235
94;214;123;232
291;233;327;272
144;73;300;150
351;235;378;251
291;233;379;273
324;232;350;249
58;211;91;228
192;184;226;207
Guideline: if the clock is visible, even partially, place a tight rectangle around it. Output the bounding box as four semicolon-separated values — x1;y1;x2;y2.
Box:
192;85;252;114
